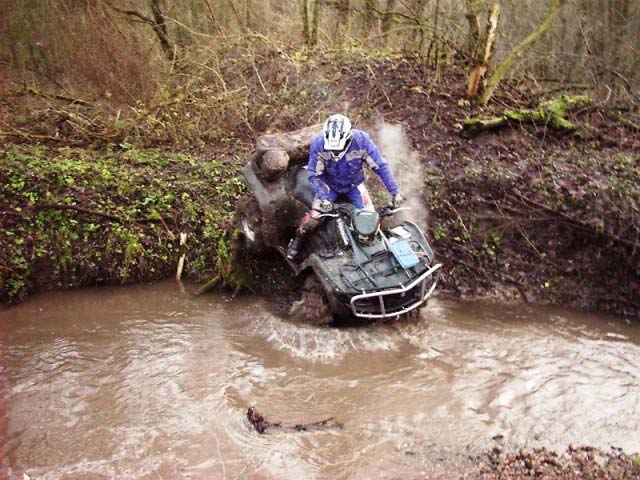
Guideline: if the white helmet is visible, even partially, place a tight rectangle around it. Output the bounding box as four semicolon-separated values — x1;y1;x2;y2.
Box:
323;114;352;152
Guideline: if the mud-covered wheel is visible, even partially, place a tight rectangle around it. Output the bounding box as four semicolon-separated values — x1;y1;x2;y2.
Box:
301;274;334;326
234;196;265;254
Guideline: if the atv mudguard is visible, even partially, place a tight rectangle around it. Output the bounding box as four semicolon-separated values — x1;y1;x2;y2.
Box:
240;161;312;248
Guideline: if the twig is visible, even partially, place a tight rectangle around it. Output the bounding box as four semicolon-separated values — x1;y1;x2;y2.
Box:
507;192;638;251
33;203;124;222
194;275;221;296
366;64;392;109
104;1;155;25
14;86;95;107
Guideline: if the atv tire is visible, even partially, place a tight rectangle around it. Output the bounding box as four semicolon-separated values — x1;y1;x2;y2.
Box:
301;274;333;326
234;195;265;254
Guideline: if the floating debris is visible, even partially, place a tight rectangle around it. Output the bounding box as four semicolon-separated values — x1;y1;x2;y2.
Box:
247;407;343;434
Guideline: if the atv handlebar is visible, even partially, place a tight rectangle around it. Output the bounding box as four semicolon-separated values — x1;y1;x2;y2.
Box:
318;204;409;218
317;204;352;218
379;205;410;218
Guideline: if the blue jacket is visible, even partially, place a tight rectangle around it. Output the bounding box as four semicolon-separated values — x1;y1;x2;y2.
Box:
307;129;399;200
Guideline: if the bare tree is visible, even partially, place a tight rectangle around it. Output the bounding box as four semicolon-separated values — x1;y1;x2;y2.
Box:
465;0;483;60
337;0;351;42
412;0;428;47
104;0;176;62
478;0;566;104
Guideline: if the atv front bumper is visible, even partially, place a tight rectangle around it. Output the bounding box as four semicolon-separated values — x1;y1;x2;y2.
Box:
349;264;442;319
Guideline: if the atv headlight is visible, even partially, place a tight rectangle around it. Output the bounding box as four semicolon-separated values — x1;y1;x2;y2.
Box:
357;233;375;244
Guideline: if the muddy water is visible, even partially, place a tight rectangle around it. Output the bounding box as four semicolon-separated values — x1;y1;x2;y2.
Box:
1;282;639;479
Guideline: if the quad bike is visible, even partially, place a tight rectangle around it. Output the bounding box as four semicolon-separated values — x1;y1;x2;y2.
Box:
235;126;442;325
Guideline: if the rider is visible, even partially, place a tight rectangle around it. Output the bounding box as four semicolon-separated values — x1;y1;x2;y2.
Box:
286;114;404;260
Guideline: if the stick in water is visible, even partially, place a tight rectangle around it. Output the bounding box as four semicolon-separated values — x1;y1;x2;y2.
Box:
176;232;187;281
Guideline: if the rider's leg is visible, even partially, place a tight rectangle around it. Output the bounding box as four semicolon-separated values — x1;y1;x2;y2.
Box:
286;192;338;260
345;184;375;212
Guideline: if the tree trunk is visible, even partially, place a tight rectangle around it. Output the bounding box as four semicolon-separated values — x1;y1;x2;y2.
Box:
337;0;350;42
362;0;377;39
311;0;320;45
479;0;566;105
462;95;592;137
243;0;253;31
380;0;397;43
431;0;441;65
149;0;175;62
301;0;311;44
464;0;483;60
466;0;500;98
412;0;428;47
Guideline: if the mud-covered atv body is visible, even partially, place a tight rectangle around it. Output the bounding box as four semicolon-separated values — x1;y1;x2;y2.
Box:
236;127;441;324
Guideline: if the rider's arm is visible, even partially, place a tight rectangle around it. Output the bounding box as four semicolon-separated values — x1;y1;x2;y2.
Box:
362;132;399;196
307;137;332;200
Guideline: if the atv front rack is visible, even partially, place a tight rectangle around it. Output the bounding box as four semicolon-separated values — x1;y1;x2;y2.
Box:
349;263;442;319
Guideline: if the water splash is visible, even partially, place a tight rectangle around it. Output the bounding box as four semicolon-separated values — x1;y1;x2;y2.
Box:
246;311;400;362
374;121;429;229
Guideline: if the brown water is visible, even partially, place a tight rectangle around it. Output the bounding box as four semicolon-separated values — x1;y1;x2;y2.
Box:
1;281;639;479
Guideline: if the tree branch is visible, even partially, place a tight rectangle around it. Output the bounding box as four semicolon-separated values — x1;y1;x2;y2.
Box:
13;86;95;107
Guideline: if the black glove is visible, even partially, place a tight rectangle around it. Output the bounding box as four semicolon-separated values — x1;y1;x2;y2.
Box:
318;199;333;213
392;194;405;209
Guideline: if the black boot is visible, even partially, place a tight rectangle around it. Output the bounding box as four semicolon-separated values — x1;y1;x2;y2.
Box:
286;236;303;260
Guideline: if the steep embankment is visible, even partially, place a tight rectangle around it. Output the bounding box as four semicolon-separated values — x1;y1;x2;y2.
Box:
1;53;639;316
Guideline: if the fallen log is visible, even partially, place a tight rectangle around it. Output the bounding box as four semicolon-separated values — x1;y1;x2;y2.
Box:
462;95;591;137
247;407;343;434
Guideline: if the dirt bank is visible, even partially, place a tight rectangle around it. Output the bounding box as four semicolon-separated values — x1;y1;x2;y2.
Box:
2;52;639;316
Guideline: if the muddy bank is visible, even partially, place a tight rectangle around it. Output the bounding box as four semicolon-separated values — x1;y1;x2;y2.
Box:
2;53;639;316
